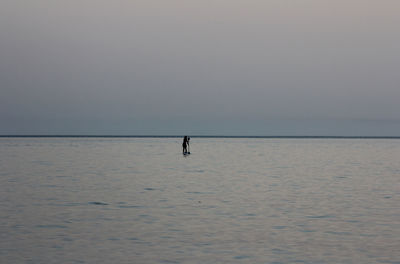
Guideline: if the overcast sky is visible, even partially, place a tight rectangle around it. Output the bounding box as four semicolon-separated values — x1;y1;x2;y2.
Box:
1;0;399;135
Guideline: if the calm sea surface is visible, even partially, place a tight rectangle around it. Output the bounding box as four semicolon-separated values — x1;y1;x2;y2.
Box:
0;138;399;264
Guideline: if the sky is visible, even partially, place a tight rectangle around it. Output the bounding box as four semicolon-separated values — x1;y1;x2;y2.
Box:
1;0;400;136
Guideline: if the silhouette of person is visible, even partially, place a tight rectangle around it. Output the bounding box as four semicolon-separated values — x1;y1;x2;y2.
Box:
182;136;190;154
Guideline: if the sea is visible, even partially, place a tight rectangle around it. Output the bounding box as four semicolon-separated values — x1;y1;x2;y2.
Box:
0;137;399;264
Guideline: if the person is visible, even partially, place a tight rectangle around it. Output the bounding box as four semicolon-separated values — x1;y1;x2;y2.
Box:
182;136;190;154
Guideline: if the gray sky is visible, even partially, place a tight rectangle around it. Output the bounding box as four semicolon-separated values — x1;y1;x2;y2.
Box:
1;0;400;135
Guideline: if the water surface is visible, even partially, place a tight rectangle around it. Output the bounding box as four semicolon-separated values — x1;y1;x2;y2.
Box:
0;138;399;263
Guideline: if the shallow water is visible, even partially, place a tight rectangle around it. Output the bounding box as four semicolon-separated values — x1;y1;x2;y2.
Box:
0;138;399;264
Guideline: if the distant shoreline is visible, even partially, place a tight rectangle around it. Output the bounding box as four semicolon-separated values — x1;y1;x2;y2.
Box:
1;135;400;139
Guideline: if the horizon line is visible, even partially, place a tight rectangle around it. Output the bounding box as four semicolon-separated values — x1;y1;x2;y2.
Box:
1;135;400;139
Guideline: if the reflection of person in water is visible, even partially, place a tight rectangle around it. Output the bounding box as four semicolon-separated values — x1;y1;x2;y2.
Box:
182;136;190;154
